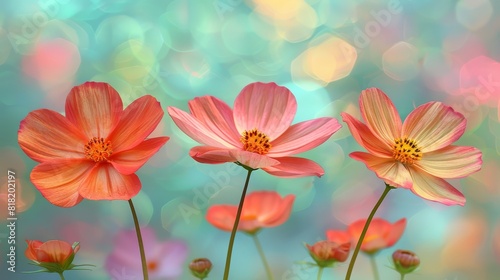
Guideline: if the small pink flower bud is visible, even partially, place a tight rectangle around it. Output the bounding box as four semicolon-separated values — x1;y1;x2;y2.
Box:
306;240;351;267
392;249;420;275
189;258;212;279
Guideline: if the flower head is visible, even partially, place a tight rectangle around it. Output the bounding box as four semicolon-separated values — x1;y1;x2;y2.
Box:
25;240;81;273
341;88;482;205
206;190;294;234
306;240;351;267
189;258;212;279
392;249;420;275
347;218;406;255
18;82;169;207
168;82;341;177
105;227;188;280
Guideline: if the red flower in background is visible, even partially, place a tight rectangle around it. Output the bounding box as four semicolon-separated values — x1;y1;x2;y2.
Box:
347;218;406;255
18;82;169;207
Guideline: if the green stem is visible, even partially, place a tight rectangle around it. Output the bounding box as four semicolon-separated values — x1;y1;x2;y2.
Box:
345;184;393;280
58;272;65;280
252;234;274;280
401;273;405;280
223;169;254;280
369;255;379;280
128;199;149;280
317;267;324;280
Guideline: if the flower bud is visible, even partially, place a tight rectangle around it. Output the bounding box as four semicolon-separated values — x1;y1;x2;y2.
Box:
392;249;420;275
189;258;212;279
306;240;350;267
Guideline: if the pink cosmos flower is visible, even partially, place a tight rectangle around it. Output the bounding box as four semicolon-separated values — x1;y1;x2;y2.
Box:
18;82;169;207
168;82;341;177
105;227;188;280
347;218;406;255
341;88;482;206
206;190;295;234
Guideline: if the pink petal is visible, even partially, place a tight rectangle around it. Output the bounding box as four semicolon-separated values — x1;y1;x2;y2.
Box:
65;82;123;139
402;102;466;152
415;146;482;179
189;146;236;164
359;88;402;147
268;117;341;157
107;95;164;153
30;160;92;207
188;96;241;148
385;218;406;247
229;150;280;169
168;106;235;148
350;152;412;189
156;241;188;277
408;168;466;206
233;82;297;139
78;163;141;200
18;109;87;162
341;112;393;157
110;137;169;175
261;156;324;178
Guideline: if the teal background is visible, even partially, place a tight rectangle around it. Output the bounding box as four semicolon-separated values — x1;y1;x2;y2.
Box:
1;0;499;279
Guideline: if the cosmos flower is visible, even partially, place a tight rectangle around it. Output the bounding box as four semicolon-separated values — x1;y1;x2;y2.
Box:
25;239;80;273
168;82;341;177
341;88;482;205
346;218;406;255
206;190;295;234
18;82;169;207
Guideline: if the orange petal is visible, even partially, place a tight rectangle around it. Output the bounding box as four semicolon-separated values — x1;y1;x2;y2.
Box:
107;95;164;153
243;191;295;227
65;82;123;139
415;145;482;179
359;88;402;147
78;163;141;200
409;168;466;206
30;160;92;207
18;109;87;162
206;205;238;232
326;230;351;245
37;240;73;265
384;218;406;247
25;240;43;261
402;102;466;152
110;137;169;175
341;112;392;157
261;156;324;178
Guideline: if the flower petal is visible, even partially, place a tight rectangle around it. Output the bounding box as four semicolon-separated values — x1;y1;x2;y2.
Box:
189;146;236;164
107;95;164;153
402;102;466;152
18;109;87;162
261;156;324;178
341;112;393;157
110;137;169;175
65;82;123;139
206;205;238;232
156;241;188;277
30;160;92;207
78;163;141;201
415;146;482;179
25;240;43;261
268;117;341;157
168;106;235;148
409;168;466;206
37;240;73;264
229;150;280;169
359;88;402;146
326;230;351;245
233;82;297;139
188;96;241;148
349;152;412;188
385;218;406;247
243;191;295;227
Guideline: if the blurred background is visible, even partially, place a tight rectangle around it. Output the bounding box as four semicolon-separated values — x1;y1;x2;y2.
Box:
0;0;499;279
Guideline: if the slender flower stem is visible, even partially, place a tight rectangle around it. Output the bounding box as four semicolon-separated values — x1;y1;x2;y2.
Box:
223;169;254;280
58;272;65;280
345;184;393;280
251;234;274;280
317;267;324;280
369;255;379;280
128;199;149;280
401;274;405;280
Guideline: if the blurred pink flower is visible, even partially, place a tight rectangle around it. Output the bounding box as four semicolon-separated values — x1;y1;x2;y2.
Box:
206;190;295;234
105;227;188;280
347;218;406;255
168;82;341;177
341;88;482;206
18;81;169;207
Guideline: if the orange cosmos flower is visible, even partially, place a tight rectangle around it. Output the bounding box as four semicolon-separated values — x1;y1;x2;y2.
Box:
18;82;169;207
168;82;341;177
306;240;351;267
347;218;406;255
341;88;482;206
25;240;80;270
206;190;295;234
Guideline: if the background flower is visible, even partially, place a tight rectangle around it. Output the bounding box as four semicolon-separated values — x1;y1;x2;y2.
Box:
346;218;406;255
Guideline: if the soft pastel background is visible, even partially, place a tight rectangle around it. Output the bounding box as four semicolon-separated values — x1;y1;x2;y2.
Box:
1;0;499;279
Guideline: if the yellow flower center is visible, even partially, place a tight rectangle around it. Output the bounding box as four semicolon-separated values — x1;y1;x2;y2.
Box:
84;137;112;162
393;137;422;165
240;129;271;155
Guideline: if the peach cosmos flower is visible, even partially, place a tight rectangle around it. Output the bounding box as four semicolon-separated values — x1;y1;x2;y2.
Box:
168;82;341;177
306;240;351;267
341;88;482;206
18;82;169;207
346;218;406;255
206;190;295;234
25;240;79;269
